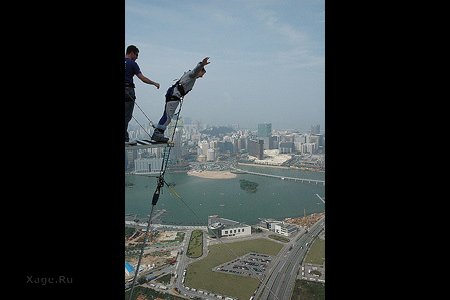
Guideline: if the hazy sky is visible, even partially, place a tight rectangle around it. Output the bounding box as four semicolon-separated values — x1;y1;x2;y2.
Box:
126;0;324;131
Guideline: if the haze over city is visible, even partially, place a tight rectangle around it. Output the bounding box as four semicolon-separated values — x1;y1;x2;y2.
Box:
125;0;324;131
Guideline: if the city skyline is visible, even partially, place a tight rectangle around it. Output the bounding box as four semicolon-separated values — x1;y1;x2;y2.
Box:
126;0;324;131
128;117;324;133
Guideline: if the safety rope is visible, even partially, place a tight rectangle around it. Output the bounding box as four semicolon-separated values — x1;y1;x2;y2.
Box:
132;99;157;129
126;88;157;130
127;98;183;300
130;115;153;140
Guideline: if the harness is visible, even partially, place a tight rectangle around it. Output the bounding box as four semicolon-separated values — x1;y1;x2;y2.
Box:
165;72;191;101
125;83;136;102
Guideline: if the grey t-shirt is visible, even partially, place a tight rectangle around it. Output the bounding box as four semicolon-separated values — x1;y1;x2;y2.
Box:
171;62;203;98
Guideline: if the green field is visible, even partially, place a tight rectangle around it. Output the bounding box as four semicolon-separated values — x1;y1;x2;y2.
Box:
268;234;290;243
291;280;325;300
304;233;325;265
293;230;325;299
187;229;203;258
185;238;283;300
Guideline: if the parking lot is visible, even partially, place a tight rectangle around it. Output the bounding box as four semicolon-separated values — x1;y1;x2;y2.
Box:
213;252;273;278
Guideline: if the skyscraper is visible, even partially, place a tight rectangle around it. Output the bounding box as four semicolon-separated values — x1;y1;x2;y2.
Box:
258;123;272;150
258;123;272;137
248;139;264;160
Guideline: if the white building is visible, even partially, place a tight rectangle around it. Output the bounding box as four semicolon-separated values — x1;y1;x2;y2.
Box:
207;215;251;238
273;223;298;236
206;148;215;161
199;140;209;155
260;218;299;236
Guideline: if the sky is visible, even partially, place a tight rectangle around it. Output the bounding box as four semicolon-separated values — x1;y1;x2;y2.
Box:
126;0;324;132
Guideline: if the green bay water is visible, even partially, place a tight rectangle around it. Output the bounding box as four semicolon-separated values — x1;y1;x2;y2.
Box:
125;166;325;226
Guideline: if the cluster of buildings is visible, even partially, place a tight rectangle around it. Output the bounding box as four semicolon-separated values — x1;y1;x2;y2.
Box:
126;119;325;173
207;215;299;238
125;215;303;284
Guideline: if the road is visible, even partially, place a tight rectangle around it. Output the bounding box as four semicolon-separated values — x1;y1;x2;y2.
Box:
126;220;325;300
174;229;220;299
256;216;325;300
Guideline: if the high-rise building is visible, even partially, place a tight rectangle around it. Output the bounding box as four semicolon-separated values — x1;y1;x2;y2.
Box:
237;137;247;151
279;142;295;154
207;149;215;161
169;128;183;163
248;139;264;160
258;123;272;150
258;123;272;137
199;140;209;156
270;136;279;149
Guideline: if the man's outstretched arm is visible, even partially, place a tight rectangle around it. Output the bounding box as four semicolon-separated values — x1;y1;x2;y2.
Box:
137;72;160;89
191;57;211;77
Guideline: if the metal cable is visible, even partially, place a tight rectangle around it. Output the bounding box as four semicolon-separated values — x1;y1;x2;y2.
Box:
127;97;184;300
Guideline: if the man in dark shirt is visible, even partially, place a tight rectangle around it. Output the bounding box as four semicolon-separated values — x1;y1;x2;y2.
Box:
125;45;160;143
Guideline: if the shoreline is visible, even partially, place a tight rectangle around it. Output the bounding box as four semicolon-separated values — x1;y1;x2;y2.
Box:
187;170;237;179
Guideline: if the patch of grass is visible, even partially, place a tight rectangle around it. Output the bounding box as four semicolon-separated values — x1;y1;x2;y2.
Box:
186;230;203;258
268;234;290;243
304;235;325;265
156;273;172;285
185;238;283;300
291;280;325;300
